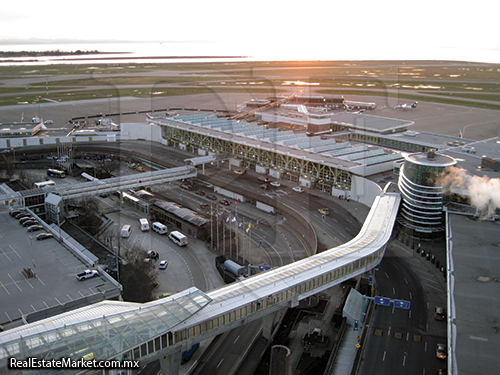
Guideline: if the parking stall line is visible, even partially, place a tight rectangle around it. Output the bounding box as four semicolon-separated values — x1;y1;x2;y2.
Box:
9;245;22;259
8;274;22;292
0;280;10;295
0;246;11;261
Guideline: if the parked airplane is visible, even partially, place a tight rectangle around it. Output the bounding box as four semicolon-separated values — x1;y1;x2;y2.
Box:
394;102;418;110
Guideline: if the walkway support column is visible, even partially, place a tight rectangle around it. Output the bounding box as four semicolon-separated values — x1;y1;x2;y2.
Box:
159;348;182;375
262;313;274;340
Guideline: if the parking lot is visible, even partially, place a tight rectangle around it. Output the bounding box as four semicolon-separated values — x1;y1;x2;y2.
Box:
0;207;120;328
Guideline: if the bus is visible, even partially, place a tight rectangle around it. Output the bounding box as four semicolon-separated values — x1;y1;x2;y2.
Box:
47;169;66;178
139;218;150;232
34;180;56;189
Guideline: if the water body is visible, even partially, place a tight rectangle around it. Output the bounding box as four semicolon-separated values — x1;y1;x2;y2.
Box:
1;41;500;65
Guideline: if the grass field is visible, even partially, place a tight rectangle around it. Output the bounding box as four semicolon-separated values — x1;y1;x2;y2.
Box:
1;60;500;109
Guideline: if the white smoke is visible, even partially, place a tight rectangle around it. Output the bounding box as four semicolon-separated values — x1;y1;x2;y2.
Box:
438;167;500;218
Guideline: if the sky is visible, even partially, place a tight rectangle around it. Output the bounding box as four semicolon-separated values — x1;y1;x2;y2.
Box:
1;0;500;62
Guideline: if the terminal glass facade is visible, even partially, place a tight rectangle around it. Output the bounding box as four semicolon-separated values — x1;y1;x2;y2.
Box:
398;152;456;235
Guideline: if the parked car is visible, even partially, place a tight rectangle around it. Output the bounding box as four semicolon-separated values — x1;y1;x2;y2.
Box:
28;225;44;232
270;181;281;187
76;270;99;281
435;343;447;359
292;186;304;193
180;184;192;191
221;199;231;206
19;216;36;225
23;220;39;227
15;212;31;220
206;194;217;200
10;209;25;217
318;208;330;215
195;190;206;196
36;233;53;241
258;177;270;183
200;203;209;209
260;184;269;190
234;169;245;175
136;166;145;172
159;260;168;270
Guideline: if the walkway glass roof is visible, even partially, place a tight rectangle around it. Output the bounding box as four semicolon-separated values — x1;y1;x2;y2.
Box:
0;287;211;372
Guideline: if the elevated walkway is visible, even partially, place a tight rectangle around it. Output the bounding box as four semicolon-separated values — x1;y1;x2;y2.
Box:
0;191;400;374
0;166;197;204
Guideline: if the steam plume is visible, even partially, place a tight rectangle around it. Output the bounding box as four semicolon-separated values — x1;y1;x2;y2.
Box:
438;167;500;218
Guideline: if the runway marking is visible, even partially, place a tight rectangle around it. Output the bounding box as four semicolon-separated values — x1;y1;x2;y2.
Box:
234;335;240;344
217;358;224;368
382;351;386;361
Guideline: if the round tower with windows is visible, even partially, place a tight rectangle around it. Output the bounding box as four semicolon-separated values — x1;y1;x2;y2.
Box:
398;150;457;237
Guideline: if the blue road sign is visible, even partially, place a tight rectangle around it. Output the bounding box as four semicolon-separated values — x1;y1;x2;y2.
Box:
394;299;411;310
354;320;359;331
374;296;391;306
368;275;373;285
259;240;262;248
258;265;271;272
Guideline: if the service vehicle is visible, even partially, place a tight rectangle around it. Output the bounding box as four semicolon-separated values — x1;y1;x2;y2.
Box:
121;225;131;238
318;208;330;215
139;218;150;231
152;222;168;234
168;231;188;247
76;270;99;281
47;169;66;178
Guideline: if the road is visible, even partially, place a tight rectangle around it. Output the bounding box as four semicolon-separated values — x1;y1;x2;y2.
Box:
358;242;447;375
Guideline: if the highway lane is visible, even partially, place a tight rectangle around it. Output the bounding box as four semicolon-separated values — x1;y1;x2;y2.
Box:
359;243;447;375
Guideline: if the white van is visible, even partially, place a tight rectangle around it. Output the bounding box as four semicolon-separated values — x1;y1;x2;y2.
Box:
168;231;188;247
139;218;150;232
152;222;168;235
121;225;131;238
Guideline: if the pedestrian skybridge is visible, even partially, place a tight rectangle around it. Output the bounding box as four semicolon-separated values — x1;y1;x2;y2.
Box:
0;166;197;204
0;191;401;374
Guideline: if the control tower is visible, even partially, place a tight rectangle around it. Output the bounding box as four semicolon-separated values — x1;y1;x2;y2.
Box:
398;150;457;237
